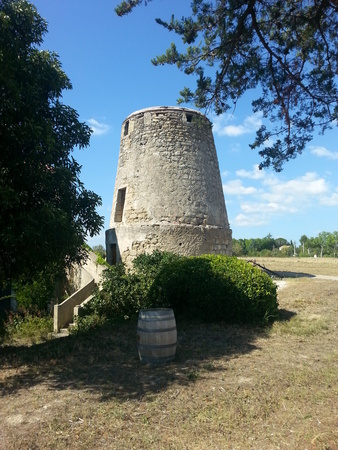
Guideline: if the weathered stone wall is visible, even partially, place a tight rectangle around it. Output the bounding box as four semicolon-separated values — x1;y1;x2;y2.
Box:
106;106;232;264
111;224;231;267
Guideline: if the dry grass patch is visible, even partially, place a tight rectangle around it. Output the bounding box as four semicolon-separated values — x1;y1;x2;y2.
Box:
1;258;338;449
274;314;330;336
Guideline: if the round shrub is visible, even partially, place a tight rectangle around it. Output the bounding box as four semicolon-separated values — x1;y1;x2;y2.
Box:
148;254;278;324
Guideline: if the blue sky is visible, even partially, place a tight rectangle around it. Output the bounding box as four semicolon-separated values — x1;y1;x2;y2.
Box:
31;0;338;247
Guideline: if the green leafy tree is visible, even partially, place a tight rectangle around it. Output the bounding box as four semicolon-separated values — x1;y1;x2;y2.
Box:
274;237;289;248
318;231;330;257
299;234;309;254
231;239;246;256
261;234;275;251
116;0;338;171
307;236;320;256
92;245;106;259
0;0;104;288
329;231;338;257
244;238;256;256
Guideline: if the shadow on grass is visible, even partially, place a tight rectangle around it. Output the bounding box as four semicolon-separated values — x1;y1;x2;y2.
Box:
277;308;297;321
274;271;315;279
246;260;315;280
0;315;293;402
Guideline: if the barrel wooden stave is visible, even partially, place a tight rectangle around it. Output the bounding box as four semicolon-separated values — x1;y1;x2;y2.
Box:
137;308;177;364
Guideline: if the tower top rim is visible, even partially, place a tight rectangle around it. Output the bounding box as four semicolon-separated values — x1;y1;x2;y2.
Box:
123;106;209;123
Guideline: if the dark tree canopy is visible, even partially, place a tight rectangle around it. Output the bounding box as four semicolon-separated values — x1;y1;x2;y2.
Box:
0;0;104;287
116;0;338;171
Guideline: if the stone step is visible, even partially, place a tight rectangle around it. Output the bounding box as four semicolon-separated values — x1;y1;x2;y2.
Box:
59;327;69;334
58;322;75;336
51;328;69;338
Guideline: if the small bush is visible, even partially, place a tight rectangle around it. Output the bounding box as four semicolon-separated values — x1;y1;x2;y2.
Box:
3;308;53;344
148;255;278;324
96;254;109;267
92;245;108;267
70;313;107;334
13;269;60;312
86;251;180;319
85;263;143;318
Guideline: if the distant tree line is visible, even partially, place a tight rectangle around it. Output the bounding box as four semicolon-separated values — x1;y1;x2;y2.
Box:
232;231;338;258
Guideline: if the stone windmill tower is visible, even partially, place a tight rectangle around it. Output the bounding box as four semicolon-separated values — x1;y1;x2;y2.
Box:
105;106;232;265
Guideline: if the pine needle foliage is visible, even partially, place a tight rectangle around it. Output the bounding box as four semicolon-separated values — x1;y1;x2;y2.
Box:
116;0;338;171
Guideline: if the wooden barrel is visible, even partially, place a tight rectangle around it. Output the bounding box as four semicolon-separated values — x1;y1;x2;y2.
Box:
137;308;177;364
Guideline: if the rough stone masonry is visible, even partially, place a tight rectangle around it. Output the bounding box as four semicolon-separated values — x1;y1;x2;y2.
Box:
106;106;232;265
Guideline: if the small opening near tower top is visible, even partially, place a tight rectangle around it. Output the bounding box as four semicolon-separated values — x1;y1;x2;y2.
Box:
186;114;193;123
124;121;129;136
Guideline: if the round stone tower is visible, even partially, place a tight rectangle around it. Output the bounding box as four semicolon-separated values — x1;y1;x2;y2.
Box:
106;106;232;265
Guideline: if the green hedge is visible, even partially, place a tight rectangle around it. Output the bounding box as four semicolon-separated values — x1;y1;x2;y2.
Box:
86;252;278;325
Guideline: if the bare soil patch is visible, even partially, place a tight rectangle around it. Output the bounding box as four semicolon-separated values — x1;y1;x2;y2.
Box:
1;258;338;449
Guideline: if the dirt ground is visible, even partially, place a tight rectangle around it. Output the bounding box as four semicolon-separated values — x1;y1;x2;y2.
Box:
0;257;337;449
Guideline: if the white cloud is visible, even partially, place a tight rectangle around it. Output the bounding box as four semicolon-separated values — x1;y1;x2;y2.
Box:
221;170;230;178
211;113;232;135
310;146;338;160
233;213;267;227
236;165;265;180
224;170;335;231
241;202;296;214
223;125;246;137
213;112;263;137
320;191;338;206
223;180;257;195
87;118;110;136
267;172;328;197
229;143;241;153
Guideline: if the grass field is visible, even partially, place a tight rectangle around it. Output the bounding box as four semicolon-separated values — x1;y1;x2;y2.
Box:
1;257;337;449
